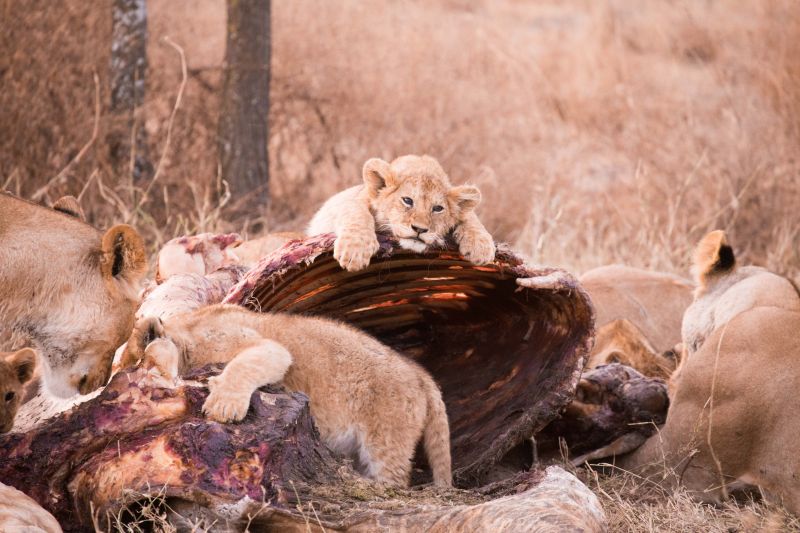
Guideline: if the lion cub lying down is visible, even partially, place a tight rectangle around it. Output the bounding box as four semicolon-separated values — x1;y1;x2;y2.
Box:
123;304;452;487
0;348;37;433
308;155;495;271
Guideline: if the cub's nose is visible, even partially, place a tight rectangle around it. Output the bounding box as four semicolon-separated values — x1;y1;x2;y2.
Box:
411;225;428;235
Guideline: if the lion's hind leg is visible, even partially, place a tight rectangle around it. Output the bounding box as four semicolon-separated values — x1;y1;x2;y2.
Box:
202;340;293;423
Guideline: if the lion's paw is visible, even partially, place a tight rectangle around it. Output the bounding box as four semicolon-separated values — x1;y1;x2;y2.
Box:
333;231;380;272
458;229;496;265
202;379;251;423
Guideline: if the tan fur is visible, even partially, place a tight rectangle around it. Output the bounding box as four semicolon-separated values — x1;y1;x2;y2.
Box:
51;195;85;221
307;155;495;271
0;193;147;397
622;232;800;512
580;265;694;354
587;319;677;379
123;304;452;487
0;348;37;433
0;482;62;532
682;230;800;355
624;307;800;512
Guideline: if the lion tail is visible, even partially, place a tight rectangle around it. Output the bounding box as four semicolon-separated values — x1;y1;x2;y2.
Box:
422;376;453;487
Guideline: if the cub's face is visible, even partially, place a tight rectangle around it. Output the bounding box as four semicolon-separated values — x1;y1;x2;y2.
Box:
366;155;481;253
0;348;36;433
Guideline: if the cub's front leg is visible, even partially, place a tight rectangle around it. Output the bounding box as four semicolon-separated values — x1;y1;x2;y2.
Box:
453;211;496;265
202;340;293;423
334;225;380;272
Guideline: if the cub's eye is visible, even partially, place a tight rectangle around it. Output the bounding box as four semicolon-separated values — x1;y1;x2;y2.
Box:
401;197;414;207
432;205;444;213
4;391;14;403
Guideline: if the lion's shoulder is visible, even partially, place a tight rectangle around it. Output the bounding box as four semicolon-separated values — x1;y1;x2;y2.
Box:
581;264;693;353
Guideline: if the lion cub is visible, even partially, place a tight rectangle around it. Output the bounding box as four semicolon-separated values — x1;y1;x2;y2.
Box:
123;304;452;487
307;155;496;271
0;348;37;433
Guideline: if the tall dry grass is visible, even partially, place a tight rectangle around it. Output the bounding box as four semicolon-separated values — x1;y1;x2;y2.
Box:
1;0;798;277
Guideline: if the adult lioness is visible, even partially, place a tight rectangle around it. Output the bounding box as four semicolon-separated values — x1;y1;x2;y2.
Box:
620;231;800;512
0;193;147;397
307;155;495;271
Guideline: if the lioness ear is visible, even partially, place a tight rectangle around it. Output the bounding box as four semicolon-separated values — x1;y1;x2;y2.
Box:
450;185;481;213
6;348;36;384
52;195;86;221
692;230;735;287
362;158;394;197
101;224;147;285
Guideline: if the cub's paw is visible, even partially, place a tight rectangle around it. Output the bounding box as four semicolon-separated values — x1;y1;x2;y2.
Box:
333;231;380;272
202;377;251;423
458;229;496;265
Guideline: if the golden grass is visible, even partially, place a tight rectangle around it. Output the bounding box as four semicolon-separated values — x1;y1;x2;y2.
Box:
578;465;800;533
2;0;798;276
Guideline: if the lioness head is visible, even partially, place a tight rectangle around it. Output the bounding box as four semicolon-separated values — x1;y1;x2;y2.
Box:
41;224;147;397
681;230;800;357
587;319;678;379
363;155;481;253
0;348;36;433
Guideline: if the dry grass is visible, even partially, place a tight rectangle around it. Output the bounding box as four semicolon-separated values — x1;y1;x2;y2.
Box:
2;0;800;529
2;0;798;275
577;464;800;533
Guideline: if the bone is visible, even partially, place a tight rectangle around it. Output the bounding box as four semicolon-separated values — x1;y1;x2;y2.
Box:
155;232;243;283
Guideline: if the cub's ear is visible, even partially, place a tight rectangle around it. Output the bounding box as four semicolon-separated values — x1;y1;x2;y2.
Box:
692;230;735;287
449;185;482;213
362;158;394;197
662;343;685;365
123;317;166;369
52;195;86;221
101;224;147;286
6;348;37;384
134;316;165;350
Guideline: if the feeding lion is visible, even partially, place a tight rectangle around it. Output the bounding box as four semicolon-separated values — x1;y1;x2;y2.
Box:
620;230;800;512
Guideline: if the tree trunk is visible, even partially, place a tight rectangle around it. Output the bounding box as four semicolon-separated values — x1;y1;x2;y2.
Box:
109;0;152;184
218;0;271;214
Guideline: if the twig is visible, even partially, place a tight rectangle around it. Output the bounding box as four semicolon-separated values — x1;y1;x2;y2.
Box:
132;36;188;219
2;167;19;191
32;70;101;201
77;168;99;203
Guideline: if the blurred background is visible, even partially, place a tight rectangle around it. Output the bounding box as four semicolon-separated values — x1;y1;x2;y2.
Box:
1;0;798;278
